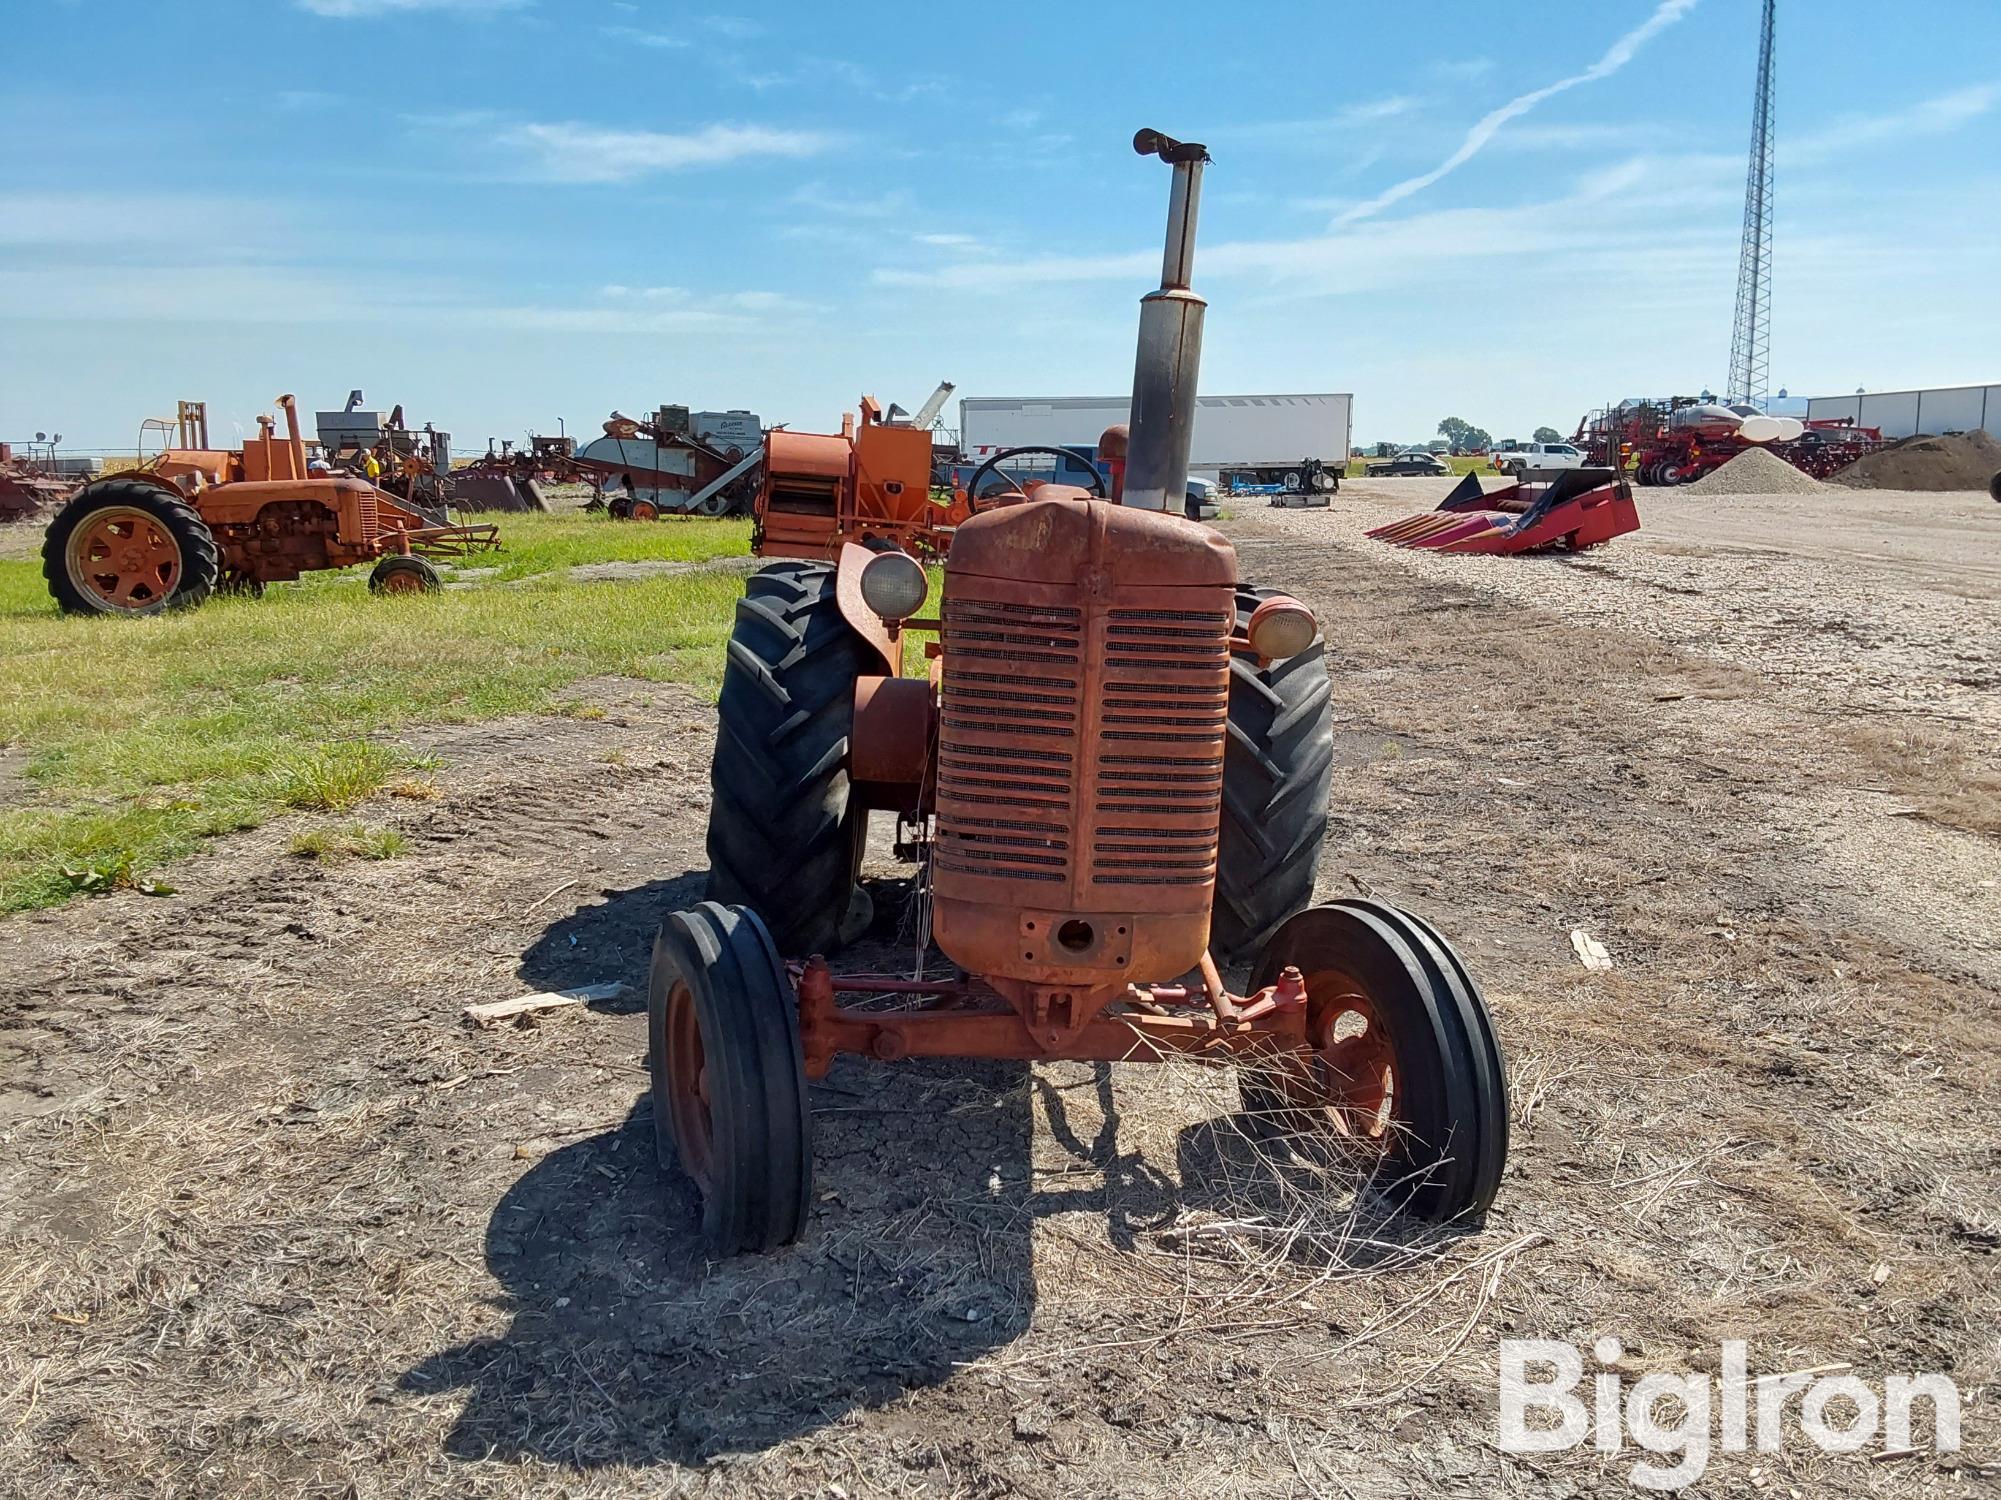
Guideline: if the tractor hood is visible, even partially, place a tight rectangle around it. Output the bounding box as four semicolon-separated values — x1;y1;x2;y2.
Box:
947;495;1236;589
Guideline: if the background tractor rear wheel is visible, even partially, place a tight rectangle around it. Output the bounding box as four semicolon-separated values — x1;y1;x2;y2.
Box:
1239;900;1508;1224
705;559;870;956
369;555;442;594
1211;585;1335;963
648;902;813;1254
43;479;220;616
1989;468;2000;503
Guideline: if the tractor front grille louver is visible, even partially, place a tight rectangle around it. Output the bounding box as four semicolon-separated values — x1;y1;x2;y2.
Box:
935;595;1231;895
1091;608;1229;887
936;599;1082;885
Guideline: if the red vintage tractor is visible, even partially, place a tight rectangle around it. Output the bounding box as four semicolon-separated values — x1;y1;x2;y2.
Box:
41;397;497;615
650;130;1509;1254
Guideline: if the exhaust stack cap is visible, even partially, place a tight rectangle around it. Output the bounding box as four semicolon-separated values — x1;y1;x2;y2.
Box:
1133;128;1211;165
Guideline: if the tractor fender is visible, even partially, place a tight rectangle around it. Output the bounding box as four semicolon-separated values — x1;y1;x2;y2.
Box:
77;470;186;502
851;675;934;796
832;542;901;679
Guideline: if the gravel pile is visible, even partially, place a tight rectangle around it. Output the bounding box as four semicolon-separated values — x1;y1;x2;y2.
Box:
1830;429;2001;491
1682;445;1824;495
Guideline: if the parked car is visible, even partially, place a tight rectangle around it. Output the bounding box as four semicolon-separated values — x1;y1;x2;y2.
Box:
1364;449;1452;477
1490;440;1584;476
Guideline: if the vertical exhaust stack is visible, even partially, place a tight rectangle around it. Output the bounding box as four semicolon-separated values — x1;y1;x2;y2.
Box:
1123;128;1210;512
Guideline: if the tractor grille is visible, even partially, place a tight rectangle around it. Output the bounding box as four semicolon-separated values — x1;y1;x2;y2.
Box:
936;599;1082;885
935;593;1231;896
1091;608;1230;888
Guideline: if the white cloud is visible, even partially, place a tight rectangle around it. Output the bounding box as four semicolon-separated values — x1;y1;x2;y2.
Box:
497;120;835;183
1786;83;1999;164
702;14;763;39
1334;0;1700;226
296;0;526;16
788;182;914;219
600;24;688;49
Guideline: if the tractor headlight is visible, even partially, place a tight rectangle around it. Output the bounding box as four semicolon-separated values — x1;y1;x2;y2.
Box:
859;549;928;622
1247;595;1317;660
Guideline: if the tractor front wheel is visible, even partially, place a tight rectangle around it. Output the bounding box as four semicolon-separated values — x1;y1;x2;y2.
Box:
1239;901;1508;1224
43;479;220;616
705;560;870;956
368;555;442;594
648;902;813;1254
1211;586;1335;963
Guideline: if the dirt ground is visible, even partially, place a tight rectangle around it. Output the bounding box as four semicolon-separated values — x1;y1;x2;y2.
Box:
2;483;1998;1497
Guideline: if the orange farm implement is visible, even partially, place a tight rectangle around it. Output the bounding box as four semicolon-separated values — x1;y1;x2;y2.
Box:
1367;468;1640;554
42;397;498;614
751;396;965;559
647;129;1510;1256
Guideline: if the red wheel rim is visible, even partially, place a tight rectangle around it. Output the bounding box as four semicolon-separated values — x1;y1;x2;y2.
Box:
632;501;659;521
664;979;714;1189
377;567;426;594
66;506;182;610
1301;967;1397;1141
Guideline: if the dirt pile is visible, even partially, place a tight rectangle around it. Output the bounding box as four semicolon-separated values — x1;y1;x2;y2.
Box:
1682;444;1824;495
1830;428;2001;491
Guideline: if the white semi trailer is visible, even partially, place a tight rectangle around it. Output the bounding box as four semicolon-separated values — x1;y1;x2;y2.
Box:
958;391;1353;493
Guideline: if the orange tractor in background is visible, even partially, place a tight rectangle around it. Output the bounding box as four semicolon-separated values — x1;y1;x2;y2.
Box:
42;397;498;615
648;129;1510;1255
752;395;966;559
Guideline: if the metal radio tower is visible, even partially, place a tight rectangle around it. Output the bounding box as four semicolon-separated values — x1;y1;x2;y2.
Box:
1727;0;1776;406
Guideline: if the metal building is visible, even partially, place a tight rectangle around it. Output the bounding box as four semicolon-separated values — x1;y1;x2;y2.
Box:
1804;383;2001;440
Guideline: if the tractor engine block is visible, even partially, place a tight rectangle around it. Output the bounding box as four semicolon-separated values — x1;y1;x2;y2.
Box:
930;497;1236;989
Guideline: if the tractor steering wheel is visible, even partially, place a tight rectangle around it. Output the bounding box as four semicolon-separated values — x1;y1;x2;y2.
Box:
964;445;1108;512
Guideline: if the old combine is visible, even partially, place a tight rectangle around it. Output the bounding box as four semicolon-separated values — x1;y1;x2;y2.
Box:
651;129;1509;1254
42;397;498;615
1367;468;1641;554
0;442;78;522
752;394;965;559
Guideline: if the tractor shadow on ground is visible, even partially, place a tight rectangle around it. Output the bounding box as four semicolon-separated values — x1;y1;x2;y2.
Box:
404;1062;1036;1469
408;873;1036;1470
514;872;709;1015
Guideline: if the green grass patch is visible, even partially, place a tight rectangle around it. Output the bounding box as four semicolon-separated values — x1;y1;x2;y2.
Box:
289;823;408;862
0;512;751;911
468;511;751;581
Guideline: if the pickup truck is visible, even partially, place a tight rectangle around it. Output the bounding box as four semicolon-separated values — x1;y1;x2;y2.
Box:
1490;440;1585;476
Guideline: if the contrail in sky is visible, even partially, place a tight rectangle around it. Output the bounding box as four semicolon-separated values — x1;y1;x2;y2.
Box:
1334;0;1702;226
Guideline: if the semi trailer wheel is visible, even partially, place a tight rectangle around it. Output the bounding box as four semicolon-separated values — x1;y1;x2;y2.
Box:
368;555;442;594
704;559;870;956
1238;900;1508;1224
1211;586;1335;963
43;479;220;616
648;902;814;1254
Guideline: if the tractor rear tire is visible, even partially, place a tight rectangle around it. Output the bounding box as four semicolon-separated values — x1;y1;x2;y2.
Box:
43;479;220;616
1988;468;2001;503
368;555;442;594
648;901;813;1254
705;560;870;957
1211;586;1335;964
1240;900;1508;1224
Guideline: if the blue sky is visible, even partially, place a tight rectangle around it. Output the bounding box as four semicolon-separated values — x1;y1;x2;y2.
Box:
3;0;1997;452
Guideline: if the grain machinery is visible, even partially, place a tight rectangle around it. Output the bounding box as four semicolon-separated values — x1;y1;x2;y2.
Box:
42;397;497;614
1577;397;1882;485
751;395;966;559
0;442;78;522
1367;468;1641;554
648;129;1509;1254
